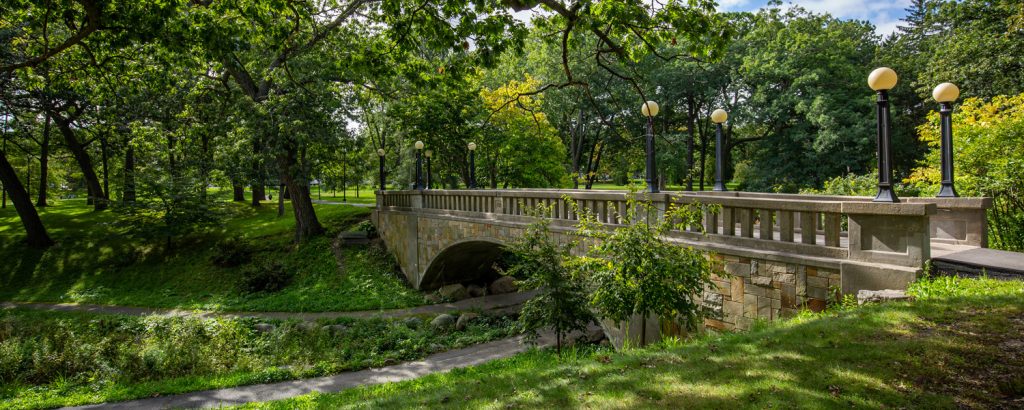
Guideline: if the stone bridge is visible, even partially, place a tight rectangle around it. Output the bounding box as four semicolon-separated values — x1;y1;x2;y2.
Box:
373;189;990;331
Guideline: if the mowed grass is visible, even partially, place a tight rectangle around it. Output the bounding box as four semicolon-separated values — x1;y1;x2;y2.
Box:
0;198;424;312
236;276;1024;409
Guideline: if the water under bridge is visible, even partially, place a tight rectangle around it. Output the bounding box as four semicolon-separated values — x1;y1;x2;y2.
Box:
373;189;1007;331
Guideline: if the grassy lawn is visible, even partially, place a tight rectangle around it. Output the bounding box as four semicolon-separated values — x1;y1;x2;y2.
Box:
0;308;520;409
235;276;1024;409
0;198;424;312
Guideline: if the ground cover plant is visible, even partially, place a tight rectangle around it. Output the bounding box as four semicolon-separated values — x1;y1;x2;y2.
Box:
0;308;519;409
233;276;1024;409
0;199;424;312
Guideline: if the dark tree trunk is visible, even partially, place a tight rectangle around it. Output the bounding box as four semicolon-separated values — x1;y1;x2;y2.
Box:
123;145;136;203
686;101;696;191
52;114;106;210
37;113;50;207
232;183;245;202
101;135;110;202
250;137;265;206
0;150;53;248
277;183;285;217
278;148;322;242
282;184;291;200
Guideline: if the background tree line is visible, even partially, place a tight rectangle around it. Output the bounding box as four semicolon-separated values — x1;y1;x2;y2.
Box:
2;0;1022;250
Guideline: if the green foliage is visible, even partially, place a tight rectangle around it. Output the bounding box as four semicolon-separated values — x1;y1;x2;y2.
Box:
907;274;1024;300
502;205;596;354
210;237;255;268
571;186;715;345
0;200;423;312
238;257;293;294
0;309;520;408
233;277;1024;410
908;93;1024;250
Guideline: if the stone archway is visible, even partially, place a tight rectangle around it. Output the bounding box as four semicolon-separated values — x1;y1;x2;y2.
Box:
420;239;507;290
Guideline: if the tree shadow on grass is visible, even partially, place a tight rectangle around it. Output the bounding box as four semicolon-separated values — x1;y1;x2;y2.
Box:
296;294;1023;409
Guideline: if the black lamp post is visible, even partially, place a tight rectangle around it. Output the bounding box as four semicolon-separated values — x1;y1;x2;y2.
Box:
414;140;424;190
711;109;729;191
641;101;660;193
376;149;386;191
467;142;477;189
933;82;960;198
424;150;433;190
868;67;899;203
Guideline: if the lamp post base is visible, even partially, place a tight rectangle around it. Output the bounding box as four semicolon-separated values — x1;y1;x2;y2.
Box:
873;187;900;203
713;182;727;192
937;184;958;198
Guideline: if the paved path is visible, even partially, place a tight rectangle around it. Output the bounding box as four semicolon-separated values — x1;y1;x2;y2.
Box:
65;329;577;410
933;247;1024;279
0;291;533;321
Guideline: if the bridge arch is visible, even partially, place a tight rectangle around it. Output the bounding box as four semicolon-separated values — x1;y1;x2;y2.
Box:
421;238;508;290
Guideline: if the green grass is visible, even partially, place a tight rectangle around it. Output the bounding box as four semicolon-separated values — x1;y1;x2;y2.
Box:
0;198;424;312
235;276;1024;409
0;308;520;409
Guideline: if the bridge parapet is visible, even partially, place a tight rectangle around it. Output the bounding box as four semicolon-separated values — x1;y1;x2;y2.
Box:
374;189;990;330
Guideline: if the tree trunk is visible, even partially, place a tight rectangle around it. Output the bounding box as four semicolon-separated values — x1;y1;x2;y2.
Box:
0;150;53;248
52;113;106;210
250;137;265;206
123;145;136;203
278;148;323;242
686;104;696;191
101;135;110;202
277;183;285;217
36;113;50;207
232;183;245;202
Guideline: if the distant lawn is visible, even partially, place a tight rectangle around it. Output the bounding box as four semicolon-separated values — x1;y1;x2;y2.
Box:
237;276;1024;409
0;199;424;312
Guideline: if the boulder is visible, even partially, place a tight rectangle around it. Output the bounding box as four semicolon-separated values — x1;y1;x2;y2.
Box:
456;312;480;330
857;289;913;305
403;317;424;329
297;322;318;332
438;284;469;301
488;276;518;295
254;323;276;333
587;327;607;343
424;293;442;304
467;284;487;298
431;314;457;329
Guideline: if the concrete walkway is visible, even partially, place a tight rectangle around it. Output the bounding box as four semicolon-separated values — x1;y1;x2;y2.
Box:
66;331;564;410
0;291;533;321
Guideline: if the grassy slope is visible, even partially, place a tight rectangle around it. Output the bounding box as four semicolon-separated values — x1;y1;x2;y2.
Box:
0;198;423;312
238;277;1024;409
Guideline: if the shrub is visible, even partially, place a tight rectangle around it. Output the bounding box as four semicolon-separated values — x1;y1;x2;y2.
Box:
502;204;596;355
239;258;294;294
353;220;378;237
570;186;717;346
211;237;255;268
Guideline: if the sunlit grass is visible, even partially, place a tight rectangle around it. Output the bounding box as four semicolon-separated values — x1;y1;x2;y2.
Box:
235;277;1024;409
0;197;423;312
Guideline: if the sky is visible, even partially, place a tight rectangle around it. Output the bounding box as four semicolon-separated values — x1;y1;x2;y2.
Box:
717;0;913;36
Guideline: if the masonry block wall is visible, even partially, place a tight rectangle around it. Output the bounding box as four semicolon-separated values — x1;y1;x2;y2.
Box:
703;254;839;331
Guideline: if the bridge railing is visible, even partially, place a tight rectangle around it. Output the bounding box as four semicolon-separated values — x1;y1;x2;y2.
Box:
377;189;990;269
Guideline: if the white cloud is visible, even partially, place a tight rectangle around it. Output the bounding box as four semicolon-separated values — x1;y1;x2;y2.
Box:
781;0;912;36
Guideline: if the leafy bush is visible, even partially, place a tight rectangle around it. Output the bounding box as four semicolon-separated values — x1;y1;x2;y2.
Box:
501;204;596;355
210;237;255;267
907;93;1024;251
239;258;294;294
352;220;378;237
570;187;717;346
